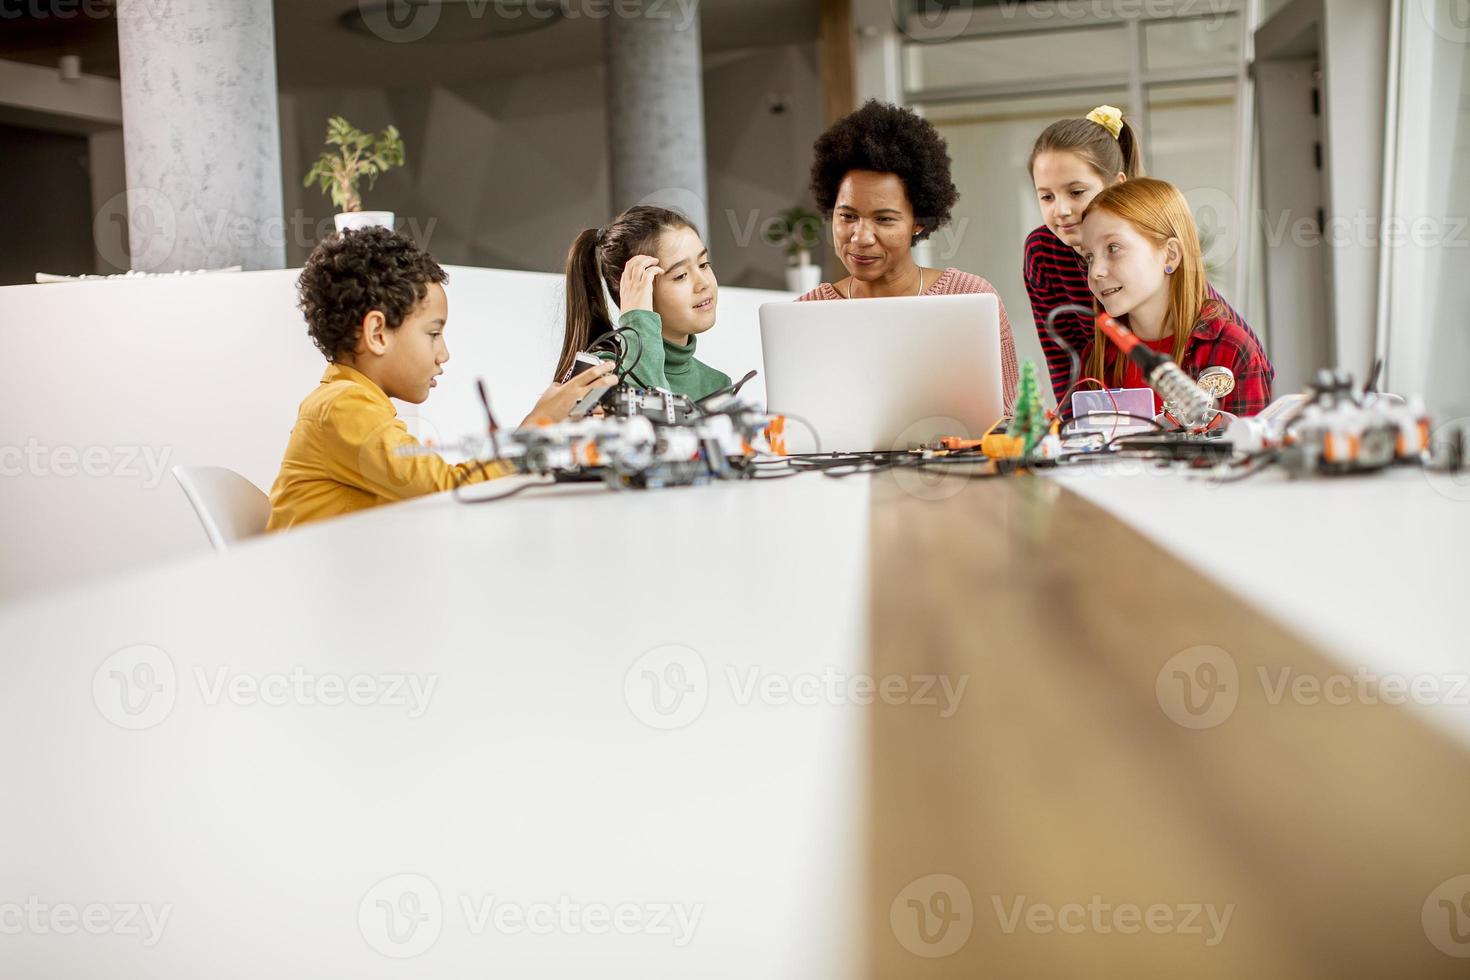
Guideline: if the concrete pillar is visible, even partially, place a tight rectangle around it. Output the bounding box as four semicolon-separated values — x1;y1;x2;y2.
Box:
603;1;710;236
115;0;285;272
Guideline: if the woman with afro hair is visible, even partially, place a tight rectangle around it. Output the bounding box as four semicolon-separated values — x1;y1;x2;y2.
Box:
800;99;1018;408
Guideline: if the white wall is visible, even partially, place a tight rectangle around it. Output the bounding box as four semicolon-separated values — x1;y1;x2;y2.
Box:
0;269;783;603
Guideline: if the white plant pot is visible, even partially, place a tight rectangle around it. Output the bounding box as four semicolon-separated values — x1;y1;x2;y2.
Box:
334;211;396;233
785;262;822;294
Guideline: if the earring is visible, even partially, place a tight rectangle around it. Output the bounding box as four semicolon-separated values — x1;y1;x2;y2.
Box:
1165;266;1174;274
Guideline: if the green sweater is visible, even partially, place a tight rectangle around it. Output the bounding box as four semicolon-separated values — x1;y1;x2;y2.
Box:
615;309;731;400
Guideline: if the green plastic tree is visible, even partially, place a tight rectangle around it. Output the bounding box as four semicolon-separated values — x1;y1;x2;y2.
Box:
303;116;406;213
1007;360;1047;456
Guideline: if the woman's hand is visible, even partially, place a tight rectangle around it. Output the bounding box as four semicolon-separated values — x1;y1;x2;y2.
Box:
618;255;663;314
519;360;618;427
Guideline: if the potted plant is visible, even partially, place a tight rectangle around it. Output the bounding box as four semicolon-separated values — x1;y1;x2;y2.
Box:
764;205;824;293
304;115;406;233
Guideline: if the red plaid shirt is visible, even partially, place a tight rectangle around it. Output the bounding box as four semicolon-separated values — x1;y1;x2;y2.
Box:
1023;224;1274;414
1085;309;1274;417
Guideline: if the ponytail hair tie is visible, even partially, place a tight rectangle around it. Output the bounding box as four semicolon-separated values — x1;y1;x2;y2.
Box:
1086;105;1124;140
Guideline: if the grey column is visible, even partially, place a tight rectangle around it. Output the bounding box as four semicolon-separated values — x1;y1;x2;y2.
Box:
115;0;285;272
603;1;709;236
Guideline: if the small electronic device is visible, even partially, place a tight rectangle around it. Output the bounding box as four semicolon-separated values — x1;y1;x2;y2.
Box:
568;351;614;419
758;293;1005;453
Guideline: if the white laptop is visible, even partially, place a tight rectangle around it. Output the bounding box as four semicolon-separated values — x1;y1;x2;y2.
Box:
758;292;1005;453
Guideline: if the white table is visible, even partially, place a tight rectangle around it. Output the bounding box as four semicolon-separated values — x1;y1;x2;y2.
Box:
0;477;870;979
1055;462;1470;745
1;463;1466;977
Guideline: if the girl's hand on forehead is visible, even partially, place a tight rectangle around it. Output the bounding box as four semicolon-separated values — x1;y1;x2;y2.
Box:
619;254;664;314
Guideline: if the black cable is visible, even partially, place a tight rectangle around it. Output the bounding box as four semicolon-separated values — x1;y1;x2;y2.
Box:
475;378;502;461
1208;448;1281;484
695;370;758;409
616;325;645;385
1044;303;1095;413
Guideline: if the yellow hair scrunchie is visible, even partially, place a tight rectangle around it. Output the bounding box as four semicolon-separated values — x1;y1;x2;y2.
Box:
1086;105;1124;140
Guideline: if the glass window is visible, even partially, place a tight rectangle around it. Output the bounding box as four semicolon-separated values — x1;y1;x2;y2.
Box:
1143;15;1244;73
1387;0;1470;420
904;26;1129;92
916;92;1130;406
1146;81;1242;296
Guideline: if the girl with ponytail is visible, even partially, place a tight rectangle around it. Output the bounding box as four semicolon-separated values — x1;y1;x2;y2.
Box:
555;205;731;401
1022;105;1266;411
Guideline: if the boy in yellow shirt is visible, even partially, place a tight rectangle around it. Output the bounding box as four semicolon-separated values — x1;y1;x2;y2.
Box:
267;228;614;530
